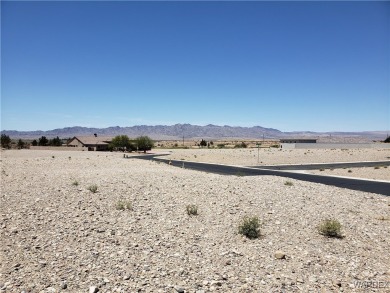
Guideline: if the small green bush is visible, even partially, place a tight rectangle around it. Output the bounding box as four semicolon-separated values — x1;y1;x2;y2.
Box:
72;180;79;186
116;200;132;211
318;219;343;238
348;170;352;173
238;216;261;239
186;204;198;216
87;184;98;193
284;180;293;186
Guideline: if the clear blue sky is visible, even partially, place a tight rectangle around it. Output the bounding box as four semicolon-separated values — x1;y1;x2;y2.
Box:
1;1;389;132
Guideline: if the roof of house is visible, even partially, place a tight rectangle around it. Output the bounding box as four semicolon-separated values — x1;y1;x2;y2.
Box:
68;136;113;146
280;138;317;142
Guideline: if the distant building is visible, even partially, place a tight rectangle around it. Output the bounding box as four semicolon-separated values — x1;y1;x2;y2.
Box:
67;136;112;151
280;138;317;144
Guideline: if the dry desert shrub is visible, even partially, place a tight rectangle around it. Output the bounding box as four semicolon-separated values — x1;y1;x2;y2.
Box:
318;219;343;238
238;216;261;239
116;200;132;211
87;184;98;193
186;204;198;216
284;180;294;186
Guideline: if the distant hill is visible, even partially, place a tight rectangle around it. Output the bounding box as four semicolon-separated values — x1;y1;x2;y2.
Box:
1;124;388;142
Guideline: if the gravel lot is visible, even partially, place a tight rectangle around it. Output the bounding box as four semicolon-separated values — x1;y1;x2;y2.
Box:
1;150;390;292
308;166;390;182
164;148;390;166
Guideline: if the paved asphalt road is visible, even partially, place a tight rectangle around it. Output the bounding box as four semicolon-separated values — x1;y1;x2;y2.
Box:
127;154;390;196
250;161;390;170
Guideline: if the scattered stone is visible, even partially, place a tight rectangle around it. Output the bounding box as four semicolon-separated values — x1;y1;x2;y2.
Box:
309;276;317;283
174;286;185;293
89;286;99;293
1;149;389;292
274;251;286;259
333;279;342;287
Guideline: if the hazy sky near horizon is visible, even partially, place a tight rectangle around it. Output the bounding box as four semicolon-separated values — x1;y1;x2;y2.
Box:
1;1;389;132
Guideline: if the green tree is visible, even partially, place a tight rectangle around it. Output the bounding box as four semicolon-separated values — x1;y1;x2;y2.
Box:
17;139;26;149
200;139;207;147
49;136;62;146
1;134;11;149
32;140;38;146
38;136;49;146
385;136;390;143
135;136;154;153
110;135;136;152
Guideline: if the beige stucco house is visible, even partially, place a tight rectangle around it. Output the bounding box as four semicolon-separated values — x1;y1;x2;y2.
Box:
67;136;112;151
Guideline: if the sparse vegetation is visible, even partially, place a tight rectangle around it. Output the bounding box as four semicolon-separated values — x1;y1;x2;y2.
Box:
135;136;154;153
238;216;261;239
318;219;343;238
38;136;49;146
72;180;79;186
234;142;247;148
116;200;132;211
186;204;198;216
109;135;136;152
1;134;11;149
348;170;352;173
200;139;207;147
49;136;62;146
17;139;26;149
374;166;380;169
319;168;325;171
87;184;98;193
284;180;294;186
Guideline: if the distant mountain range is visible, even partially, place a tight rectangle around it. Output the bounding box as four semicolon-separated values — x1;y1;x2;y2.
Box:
1;124;388;142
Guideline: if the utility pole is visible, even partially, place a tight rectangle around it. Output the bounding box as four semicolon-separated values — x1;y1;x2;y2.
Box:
182;135;184;147
257;143;260;164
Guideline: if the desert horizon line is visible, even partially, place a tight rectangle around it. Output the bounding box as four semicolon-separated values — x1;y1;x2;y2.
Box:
1;123;389;134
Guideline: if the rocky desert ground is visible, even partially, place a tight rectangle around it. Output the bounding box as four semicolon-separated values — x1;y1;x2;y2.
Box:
1;149;390;293
164;148;390;167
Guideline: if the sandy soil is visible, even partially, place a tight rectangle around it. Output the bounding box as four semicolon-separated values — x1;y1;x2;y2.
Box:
1;150;390;292
308;167;390;182
162;148;390;182
163;148;390;166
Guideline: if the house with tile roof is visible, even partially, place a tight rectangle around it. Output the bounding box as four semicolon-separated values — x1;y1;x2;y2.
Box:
67;136;112;151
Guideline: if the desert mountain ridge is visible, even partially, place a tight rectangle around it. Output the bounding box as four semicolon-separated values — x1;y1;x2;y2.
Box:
1;124;388;141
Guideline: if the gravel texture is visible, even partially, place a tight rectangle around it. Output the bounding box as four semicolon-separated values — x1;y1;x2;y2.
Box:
308;167;390;182
164;148;390;167
1;150;390;292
